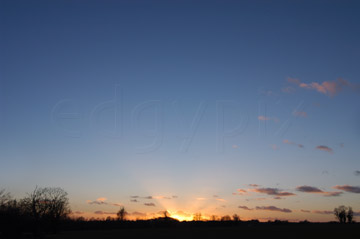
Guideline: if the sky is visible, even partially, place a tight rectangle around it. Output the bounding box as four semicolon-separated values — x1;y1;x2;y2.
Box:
1;0;360;222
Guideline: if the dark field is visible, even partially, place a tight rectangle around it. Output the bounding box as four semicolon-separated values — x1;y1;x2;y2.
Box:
45;223;360;239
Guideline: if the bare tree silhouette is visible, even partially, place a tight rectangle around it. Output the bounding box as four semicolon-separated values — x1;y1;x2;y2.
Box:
193;212;202;221
220;215;231;221
232;214;240;221
21;187;70;234
44;187;71;232
334;205;353;223
162;210;170;218
347;207;353;223
116;206;127;221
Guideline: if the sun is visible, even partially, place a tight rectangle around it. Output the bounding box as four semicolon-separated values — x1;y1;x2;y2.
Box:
166;210;193;221
170;214;191;221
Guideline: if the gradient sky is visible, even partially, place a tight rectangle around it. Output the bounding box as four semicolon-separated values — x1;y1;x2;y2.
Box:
1;0;360;222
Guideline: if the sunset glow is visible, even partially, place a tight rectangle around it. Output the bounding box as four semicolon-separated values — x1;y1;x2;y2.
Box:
1;0;360;225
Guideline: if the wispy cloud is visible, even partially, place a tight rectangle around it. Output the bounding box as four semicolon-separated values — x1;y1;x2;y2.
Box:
73;211;84;215
333;185;360;194
152;196;173;200
249;184;260;187
282;86;295;93
258;115;279;123
131;195;177;201
235;189;247;195
273;196;284;200
300;209;311;213
353;212;360;217
86;197;122;207
296;186;342;197
287;78;356;97
354;171;360;177
215;198;226;202
293;111;307;118
258;115;270;121
144;203;156;207
297;186;323;193
322;192;343;197
316;145;333;154
245;198;267;202
251;187;295;197
255;206;292;213
86;197;108;205
94;211;116;215
238;205;253;210
196;197;207;201
312;210;333;215
283;139;304;148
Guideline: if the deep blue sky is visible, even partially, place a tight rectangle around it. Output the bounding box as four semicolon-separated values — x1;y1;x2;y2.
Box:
1;0;360;221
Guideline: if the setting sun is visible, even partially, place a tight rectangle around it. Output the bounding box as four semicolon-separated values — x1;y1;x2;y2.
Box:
169;214;191;222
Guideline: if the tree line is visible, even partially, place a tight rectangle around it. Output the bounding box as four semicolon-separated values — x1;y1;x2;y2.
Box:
0;187;70;238
1;187;357;238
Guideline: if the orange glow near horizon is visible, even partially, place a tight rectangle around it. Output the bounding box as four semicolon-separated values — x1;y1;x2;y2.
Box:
169;213;192;222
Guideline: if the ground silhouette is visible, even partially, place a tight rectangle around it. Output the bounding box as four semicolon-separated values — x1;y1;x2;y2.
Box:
1;188;360;238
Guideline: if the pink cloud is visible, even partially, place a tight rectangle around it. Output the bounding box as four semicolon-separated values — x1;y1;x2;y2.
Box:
73;211;84;215
249;184;260;187
246;197;267;201
296;185;342;197
258;115;279;123
258;115;270;121
215;198;226;202
237;189;247;194
287;78;354;97
86;197;108;205
238;205;253;210
251;187;295;197
196;197;207;201
312;210;333;215
316;145;333;154
255;206;292;213
333;185;360;194
86;197;123;207
94;211;116;215
283;139;304;148
233;189;247;196
323;191;343;197
287;78;301;85
273;196;284;200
